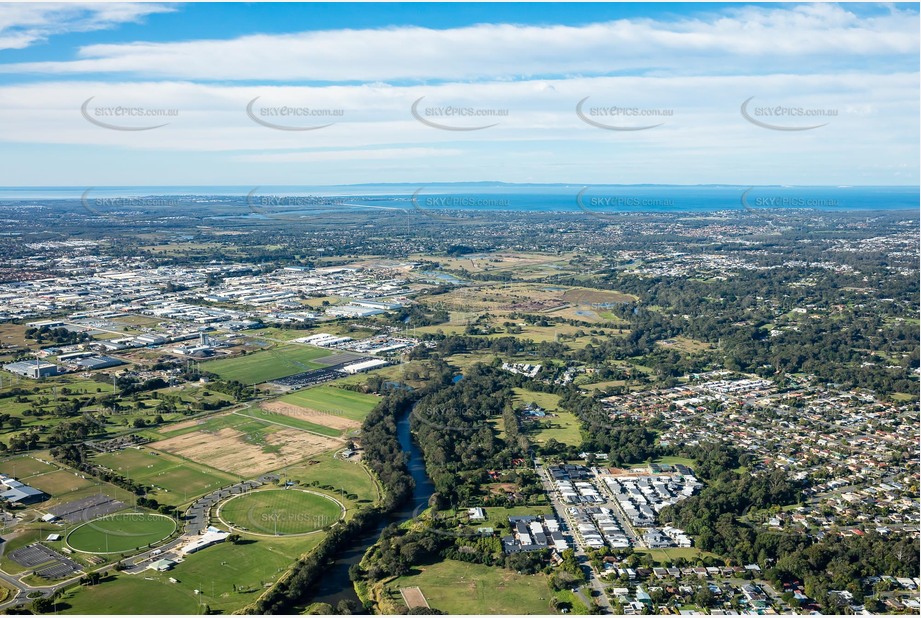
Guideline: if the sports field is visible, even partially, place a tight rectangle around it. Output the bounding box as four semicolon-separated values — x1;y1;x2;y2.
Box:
284;452;379;504
202;345;332;383
58;574;201;614
25;470;96;496
67;513;176;553
58;533;324;614
219;489;342;535
0;456;56;478
93;448;238;503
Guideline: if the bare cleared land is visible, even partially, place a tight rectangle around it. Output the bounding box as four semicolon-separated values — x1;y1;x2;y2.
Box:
151;427;340;477
400;587;430;610
259;401;360;431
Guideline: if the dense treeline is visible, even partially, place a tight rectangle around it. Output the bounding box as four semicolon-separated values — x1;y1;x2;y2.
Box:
24;325;90;345
670;442;743;482
411;334;537;358
200;377;255;401
660;468;802;545
410;364;512;504
545;258;919;395
385;304;449;327
353;524;451;581
558;389;658;465
361;389;417;510
113;376;169;397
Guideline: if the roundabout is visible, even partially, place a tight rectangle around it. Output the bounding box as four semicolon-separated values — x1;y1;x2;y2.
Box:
217;488;344;536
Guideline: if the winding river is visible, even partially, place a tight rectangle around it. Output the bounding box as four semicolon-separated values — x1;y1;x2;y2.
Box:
305;407;435;610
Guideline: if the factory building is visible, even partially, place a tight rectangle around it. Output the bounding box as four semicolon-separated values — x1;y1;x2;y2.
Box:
3;361;60;379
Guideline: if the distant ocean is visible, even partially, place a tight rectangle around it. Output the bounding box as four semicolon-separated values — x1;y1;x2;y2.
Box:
0;185;917;214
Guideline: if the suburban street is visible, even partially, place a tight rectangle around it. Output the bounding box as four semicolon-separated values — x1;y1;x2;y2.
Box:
536;462;612;614
592;467;645;548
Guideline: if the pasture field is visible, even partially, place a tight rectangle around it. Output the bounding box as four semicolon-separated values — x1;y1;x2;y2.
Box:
278;386;380;422
93;448;238;504
151;384;237;409
67;512;176;553
553;589;591;614
626;456;696;470
526;411;582;446
381;559;556;614
560;287;636;305
512;388;561;411
58;532;323;614
201;345;332;383
258;324;377;341
636;547;721;564
219;489;342;535
513;388;582;446
654;336;713;353
415;281;633;315
415;320;621;349
480;506;552;528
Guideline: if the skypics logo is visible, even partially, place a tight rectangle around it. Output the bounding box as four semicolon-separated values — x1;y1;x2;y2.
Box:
739;187;839;226
81;97;178;131
410;188;507;223
81;188;180;219
409;402;483;435
576;97;673;131
740;97;836;131
576;187;675;221
259;512;334;527
246;97;344;131
411;97;507;131
246;187;348;221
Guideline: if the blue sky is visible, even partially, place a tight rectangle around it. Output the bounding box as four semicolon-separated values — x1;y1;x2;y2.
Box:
0;2;917;186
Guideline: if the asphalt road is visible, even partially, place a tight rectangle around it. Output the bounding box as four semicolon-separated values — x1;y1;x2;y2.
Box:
537;463;612;614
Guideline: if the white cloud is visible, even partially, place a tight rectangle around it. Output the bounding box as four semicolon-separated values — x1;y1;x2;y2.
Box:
0;4;915;185
0;3;175;50
0;4;915;80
